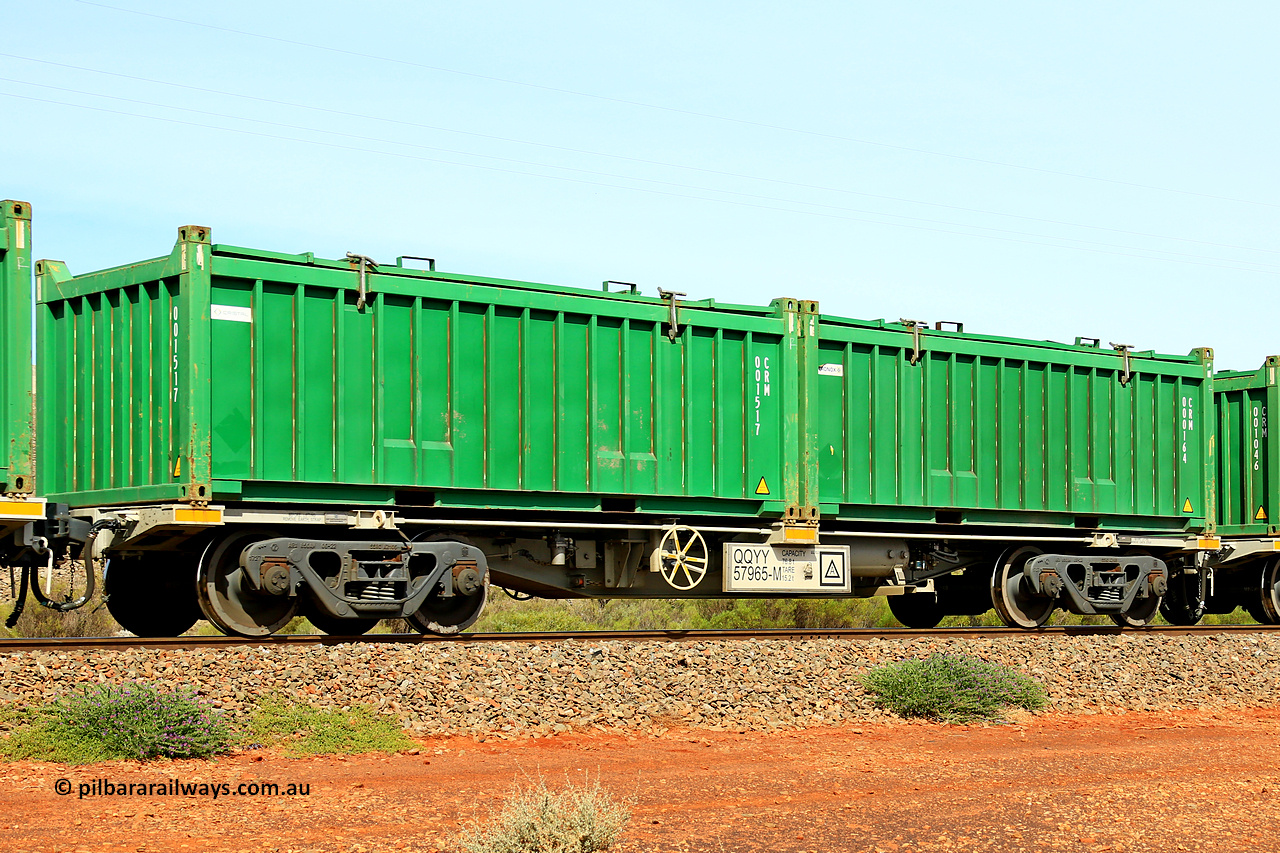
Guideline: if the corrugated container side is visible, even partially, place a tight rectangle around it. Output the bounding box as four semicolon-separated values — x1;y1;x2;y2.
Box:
1214;358;1279;535
0;200;34;493
814;316;1215;532
36;233;796;515
37;226;212;505
204;249;794;513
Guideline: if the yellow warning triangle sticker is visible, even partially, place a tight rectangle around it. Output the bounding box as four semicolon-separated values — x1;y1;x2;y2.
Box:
173;457;182;477
1257;506;1268;521
1182;498;1193;513
755;477;770;496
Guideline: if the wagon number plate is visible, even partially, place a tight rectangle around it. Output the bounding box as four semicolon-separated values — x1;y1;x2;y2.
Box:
722;544;850;593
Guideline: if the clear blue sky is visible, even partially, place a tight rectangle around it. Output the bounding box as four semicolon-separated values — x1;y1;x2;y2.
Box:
5;1;1277;369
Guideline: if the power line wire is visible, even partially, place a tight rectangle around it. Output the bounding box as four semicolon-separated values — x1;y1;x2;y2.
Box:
3;89;1275;277
70;0;1280;210
4;53;1277;259
6;74;1277;272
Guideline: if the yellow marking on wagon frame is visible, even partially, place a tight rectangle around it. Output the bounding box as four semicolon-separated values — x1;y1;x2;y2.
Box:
173;507;223;524
0;500;43;517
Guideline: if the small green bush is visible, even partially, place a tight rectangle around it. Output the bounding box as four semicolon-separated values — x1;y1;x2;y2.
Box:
2;684;231;762
456;777;630;853
862;653;1048;724
243;698;412;756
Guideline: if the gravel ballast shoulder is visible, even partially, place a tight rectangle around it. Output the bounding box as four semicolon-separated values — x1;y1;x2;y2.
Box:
1;633;1278;736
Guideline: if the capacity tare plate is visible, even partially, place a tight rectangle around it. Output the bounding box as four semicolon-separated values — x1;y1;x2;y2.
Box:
722;544;850;593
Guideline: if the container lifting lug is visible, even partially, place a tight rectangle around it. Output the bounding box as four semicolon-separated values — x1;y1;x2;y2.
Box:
396;255;436;271
900;319;923;365
657;289;687;342
345;252;379;311
1111;342;1133;386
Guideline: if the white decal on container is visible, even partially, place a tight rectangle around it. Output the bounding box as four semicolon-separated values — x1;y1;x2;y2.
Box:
818;363;844;377
211;304;253;323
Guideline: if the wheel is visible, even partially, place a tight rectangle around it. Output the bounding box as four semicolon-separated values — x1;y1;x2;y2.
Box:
1254;557;1280;625
1110;549;1162;628
103;553;201;637
650;525;709;591
991;546;1054;629
196;532;298;637
406;573;489;635
404;533;489;635
301;597;378;636
1110;595;1161;628
887;591;945;628
1160;565;1206;626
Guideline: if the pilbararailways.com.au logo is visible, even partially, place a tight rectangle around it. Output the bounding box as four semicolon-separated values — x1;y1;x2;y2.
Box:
55;778;311;799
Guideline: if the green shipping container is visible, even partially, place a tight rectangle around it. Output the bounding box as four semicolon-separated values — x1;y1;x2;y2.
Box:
812;315;1216;533
0;200;34;494
1214;358;1278;536
32;223;1217;535
35;227;801;515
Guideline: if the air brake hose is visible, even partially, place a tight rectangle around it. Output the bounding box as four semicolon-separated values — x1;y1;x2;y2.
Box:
29;518;125;613
3;565;30;628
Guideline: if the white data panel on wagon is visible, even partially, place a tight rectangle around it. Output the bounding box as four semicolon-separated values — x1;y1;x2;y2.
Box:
722;544;850;593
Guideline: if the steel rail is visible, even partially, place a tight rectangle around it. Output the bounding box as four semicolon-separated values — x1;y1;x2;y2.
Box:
1;623;1275;652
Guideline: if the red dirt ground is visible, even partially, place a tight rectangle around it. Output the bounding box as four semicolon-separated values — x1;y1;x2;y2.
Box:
3;708;1278;852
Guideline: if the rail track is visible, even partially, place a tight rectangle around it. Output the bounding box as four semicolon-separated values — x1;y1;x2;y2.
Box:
1;623;1275;652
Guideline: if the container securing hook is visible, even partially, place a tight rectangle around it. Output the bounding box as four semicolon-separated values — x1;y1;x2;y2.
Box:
900;319;924;365
345;252;379;310
1111;342;1133;386
657;289;687;342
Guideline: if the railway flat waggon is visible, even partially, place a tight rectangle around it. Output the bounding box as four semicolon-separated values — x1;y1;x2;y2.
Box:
1195;360;1280;623
0;199;1268;636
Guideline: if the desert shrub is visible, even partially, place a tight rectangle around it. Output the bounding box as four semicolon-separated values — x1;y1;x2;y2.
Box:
2;684;231;762
0;574;123;639
456;777;630;853
688;597;891;629
1200;609;1257;626
474;591;896;632
862;653;1048;723
243;697;412;756
0;703;36;734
